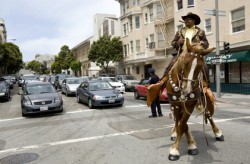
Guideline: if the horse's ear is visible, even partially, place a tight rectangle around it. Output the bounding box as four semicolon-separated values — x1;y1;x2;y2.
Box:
186;38;192;51
202;47;216;55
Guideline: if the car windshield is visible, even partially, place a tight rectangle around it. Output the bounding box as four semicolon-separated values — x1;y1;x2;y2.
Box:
26;84;56;94
22;76;38;80
124;75;137;80
67;79;81;84
104;77;119;82
89;82;113;91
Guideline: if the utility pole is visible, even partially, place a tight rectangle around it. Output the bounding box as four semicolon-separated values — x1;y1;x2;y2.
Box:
215;0;221;98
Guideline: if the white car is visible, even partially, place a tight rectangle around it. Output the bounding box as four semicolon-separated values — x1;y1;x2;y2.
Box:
97;77;125;94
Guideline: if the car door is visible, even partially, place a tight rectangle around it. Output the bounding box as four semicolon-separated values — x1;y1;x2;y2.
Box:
81;82;90;103
139;79;149;97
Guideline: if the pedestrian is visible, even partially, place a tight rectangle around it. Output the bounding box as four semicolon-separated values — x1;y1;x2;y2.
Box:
148;68;163;118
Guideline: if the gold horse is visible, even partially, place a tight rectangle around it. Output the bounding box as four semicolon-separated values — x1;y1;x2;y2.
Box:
147;38;224;161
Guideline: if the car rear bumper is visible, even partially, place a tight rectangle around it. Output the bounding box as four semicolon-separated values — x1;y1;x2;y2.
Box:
92;98;124;107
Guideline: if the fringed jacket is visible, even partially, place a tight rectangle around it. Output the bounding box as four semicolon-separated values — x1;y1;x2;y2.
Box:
171;26;209;52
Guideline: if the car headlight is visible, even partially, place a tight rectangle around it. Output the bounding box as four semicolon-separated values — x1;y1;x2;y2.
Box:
118;94;123;98
55;97;62;103
24;99;31;105
93;95;105;100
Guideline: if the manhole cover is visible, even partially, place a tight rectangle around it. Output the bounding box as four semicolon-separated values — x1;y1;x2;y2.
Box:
0;153;39;164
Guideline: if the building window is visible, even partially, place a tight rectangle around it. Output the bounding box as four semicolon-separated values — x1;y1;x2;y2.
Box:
127;44;129;55
136;40;140;53
145;38;149;48
149;6;153;22
229;62;240;83
123;23;128;36
130;41;134;53
123;45;127;57
157;4;162;17
144;13;148;23
231;7;245;33
205;18;211;33
127;67;131;75
242;62;250;83
103;19;109;36
187;0;194;8
111;20;115;35
177;0;183;10
157;32;164;48
136;66;140;74
135;16;140;29
129;17;133;31
150;34;154;42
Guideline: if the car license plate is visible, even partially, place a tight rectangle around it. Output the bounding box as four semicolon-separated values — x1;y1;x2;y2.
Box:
40;106;48;111
109;99;115;103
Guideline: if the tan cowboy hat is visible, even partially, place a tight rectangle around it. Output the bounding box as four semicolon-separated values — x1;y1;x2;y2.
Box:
182;12;201;25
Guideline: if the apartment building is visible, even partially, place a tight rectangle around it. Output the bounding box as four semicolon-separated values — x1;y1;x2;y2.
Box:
72;13;121;77
0;18;7;44
116;0;175;80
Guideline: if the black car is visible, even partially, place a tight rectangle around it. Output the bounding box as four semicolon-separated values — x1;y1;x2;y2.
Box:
20;82;63;117
0;81;10;102
76;80;124;109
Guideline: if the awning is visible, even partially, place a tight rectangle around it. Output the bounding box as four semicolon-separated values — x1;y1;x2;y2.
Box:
205;50;250;64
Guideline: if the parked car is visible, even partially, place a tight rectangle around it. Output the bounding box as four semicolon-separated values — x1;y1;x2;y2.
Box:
48;75;56;86
0;81;11;102
116;75;140;91
54;74;74;89
20;81;63;117
1;76;14;89
76;80;124;109
61;77;84;96
19;74;39;87
134;79;168;102
96;77;125;94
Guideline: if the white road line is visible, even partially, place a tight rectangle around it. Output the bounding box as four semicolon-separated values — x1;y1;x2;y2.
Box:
0;117;24;122
0;115;249;154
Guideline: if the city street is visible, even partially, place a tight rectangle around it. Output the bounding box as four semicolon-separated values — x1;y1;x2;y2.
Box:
0;84;249;164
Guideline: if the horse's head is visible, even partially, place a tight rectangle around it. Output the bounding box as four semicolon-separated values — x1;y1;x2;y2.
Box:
180;38;215;95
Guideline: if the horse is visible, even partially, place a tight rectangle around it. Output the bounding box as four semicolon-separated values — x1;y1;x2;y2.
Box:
147;38;224;161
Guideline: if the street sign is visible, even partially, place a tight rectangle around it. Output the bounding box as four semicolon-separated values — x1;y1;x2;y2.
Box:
211;57;222;64
204;9;226;16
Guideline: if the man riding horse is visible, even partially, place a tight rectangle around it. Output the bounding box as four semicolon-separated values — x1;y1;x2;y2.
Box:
147;12;213;106
147;12;224;161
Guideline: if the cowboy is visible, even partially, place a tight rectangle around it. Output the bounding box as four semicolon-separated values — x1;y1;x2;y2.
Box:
163;12;209;75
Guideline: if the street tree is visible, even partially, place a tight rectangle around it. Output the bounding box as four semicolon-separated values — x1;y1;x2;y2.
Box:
70;60;81;76
88;35;123;75
51;56;62;74
27;60;42;74
57;45;76;73
0;42;23;75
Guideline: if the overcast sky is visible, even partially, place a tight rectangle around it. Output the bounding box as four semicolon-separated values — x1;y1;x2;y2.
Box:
0;0;120;62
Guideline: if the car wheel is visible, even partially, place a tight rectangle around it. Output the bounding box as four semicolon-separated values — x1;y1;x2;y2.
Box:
22;111;27;117
88;98;94;109
134;90;139;99
76;95;81;103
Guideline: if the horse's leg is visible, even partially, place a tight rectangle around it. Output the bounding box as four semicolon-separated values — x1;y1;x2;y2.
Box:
184;123;198;155
170;104;178;141
169;107;195;160
205;93;224;141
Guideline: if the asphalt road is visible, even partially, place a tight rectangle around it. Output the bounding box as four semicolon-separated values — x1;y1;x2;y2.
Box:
0;84;249;164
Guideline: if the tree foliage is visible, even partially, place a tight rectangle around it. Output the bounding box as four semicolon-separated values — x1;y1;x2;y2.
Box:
70;60;81;75
51;56;62;74
27;60;42;74
57;45;75;70
88;35;123;74
0;42;23;75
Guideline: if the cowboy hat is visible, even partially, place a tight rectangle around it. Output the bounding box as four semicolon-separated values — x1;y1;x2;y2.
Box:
182;12;201;25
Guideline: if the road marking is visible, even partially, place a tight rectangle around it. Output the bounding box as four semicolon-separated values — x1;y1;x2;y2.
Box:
0;115;249;154
0;117;24;122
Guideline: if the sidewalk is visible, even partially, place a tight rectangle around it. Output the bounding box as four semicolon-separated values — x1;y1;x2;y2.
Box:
215;93;250;106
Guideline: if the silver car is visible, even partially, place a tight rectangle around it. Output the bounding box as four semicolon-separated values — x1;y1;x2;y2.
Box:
61;77;85;96
20;82;63;117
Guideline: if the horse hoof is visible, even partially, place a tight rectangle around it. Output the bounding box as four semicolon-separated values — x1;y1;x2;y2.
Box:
216;135;224;141
188;149;199;155
170;136;176;141
168;154;179;161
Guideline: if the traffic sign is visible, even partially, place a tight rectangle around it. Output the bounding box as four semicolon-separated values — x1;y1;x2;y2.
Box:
204;9;226;16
